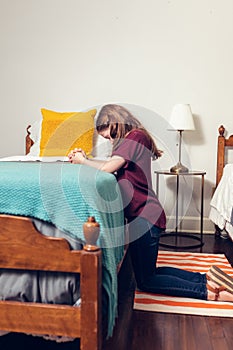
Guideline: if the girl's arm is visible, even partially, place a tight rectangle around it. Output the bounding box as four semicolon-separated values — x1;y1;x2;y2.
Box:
69;150;125;173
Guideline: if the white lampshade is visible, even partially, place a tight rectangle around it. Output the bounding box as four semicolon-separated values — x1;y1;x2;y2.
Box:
169;104;195;131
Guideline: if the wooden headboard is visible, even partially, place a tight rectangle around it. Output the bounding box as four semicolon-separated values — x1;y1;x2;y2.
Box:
216;125;233;187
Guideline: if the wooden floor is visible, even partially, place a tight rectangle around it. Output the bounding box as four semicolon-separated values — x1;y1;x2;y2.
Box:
0;233;233;350
106;233;233;350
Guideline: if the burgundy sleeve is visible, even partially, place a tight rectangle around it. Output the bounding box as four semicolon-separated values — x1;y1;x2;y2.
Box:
112;131;148;166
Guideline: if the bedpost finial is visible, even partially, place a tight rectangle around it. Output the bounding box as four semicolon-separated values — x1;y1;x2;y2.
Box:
218;125;225;136
25;125;32;155
26;125;32;135
83;216;100;251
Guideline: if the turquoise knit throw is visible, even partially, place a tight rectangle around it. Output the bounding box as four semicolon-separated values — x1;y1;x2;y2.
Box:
0;162;125;337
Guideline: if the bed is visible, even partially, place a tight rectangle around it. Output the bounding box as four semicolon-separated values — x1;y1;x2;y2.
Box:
0;108;134;349
209;125;233;240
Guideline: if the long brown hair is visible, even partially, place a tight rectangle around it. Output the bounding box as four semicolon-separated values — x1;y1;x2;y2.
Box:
96;104;163;159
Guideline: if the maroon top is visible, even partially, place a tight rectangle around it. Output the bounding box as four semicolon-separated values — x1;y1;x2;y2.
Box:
112;129;166;229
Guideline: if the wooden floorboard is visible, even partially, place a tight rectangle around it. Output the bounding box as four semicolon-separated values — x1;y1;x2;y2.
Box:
0;234;233;349
130;234;233;350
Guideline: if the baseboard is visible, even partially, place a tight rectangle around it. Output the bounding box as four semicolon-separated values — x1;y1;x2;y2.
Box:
166;216;215;234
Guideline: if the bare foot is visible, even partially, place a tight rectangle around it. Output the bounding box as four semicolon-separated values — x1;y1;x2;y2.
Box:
207;280;233;302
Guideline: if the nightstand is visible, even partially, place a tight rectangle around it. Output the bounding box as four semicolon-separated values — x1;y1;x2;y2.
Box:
154;170;206;249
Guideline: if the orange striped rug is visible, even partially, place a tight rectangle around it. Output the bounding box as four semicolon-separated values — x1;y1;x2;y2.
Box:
134;250;233;317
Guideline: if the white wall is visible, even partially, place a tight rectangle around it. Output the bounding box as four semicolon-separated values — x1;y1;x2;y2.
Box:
1;0;233;233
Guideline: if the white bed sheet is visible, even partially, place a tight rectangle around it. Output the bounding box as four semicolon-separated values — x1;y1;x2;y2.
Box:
0;155;109;162
209;164;233;240
0;155;69;162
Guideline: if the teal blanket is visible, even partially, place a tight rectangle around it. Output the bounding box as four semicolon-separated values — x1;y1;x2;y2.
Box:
0;162;125;337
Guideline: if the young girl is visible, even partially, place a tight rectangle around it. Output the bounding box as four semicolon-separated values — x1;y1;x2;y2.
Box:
68;104;233;302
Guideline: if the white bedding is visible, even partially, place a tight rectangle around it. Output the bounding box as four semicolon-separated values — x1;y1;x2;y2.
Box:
0;155;109;162
0;155;69;162
209;164;233;240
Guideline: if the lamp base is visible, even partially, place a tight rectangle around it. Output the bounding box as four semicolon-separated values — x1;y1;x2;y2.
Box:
170;161;189;174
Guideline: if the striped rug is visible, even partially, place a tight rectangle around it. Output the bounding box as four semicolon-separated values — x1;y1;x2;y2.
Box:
134;250;233;317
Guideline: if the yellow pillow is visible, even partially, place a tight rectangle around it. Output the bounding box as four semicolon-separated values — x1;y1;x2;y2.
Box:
39;108;97;156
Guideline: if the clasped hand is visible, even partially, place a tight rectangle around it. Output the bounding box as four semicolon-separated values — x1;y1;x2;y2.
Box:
68;148;87;164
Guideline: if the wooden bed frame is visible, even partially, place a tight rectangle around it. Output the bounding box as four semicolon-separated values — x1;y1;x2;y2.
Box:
214;125;233;238
216;125;233;187
0;127;134;349
0;215;102;350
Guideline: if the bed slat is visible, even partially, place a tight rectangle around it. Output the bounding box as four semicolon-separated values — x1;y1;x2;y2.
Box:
0;302;81;337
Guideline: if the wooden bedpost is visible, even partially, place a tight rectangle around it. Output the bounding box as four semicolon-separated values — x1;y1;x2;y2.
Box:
25;125;34;155
81;217;102;350
216;125;233;187
216;125;225;187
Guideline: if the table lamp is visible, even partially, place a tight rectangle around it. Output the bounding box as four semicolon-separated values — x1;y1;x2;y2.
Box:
169;104;195;173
